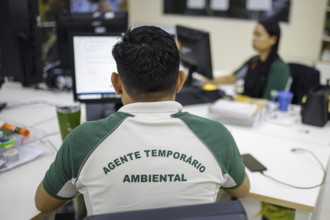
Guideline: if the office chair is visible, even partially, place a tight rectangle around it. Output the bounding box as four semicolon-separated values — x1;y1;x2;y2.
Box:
288;63;321;105
85;200;247;220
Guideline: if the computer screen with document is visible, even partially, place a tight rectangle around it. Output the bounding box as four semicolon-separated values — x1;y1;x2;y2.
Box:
71;33;121;103
71;33;123;120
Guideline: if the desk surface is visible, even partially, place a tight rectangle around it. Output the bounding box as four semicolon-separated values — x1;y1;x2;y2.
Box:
0;82;329;220
184;104;330;146
184;104;330;215
230;130;329;212
0;82;73;220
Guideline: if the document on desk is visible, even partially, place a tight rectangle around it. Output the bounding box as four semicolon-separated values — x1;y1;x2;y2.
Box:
208;99;262;126
210;99;258;118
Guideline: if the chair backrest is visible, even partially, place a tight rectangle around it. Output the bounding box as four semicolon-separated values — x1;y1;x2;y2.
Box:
85;200;247;220
288;63;320;105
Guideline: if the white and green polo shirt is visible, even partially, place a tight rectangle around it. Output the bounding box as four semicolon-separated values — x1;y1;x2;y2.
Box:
43;101;246;215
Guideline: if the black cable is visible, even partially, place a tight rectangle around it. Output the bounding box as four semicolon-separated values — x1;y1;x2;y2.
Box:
2;100;55;110
0;102;6;112
260;148;326;189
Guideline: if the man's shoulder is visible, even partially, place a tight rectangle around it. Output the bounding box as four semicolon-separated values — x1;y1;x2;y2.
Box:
174;111;218;124
173;111;230;134
70;111;132;138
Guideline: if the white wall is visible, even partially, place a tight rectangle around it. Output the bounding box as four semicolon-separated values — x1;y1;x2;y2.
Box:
128;0;327;72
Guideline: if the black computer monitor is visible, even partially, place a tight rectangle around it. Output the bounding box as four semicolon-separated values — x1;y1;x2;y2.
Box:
56;11;128;74
0;0;42;87
176;25;213;86
175;25;224;105
71;33;123;120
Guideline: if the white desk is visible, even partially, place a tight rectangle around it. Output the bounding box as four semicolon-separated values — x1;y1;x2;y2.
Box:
0;82;329;220
183;103;330;146
231;130;328;210
0;82;74;220
184;104;330;220
215;82;330;147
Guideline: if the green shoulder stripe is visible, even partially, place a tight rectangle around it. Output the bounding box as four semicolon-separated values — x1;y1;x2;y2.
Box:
63;111;132;178
172;111;245;188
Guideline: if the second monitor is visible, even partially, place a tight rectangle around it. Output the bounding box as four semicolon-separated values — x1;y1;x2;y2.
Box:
176;24;213;86
176;25;223;105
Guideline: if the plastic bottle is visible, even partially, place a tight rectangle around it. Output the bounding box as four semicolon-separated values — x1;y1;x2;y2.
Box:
1;123;30;137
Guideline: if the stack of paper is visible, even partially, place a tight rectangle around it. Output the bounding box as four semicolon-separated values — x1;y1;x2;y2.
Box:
208;99;262;126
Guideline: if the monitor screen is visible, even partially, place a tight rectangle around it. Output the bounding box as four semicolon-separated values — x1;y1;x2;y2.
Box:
56;11;128;73
70;0;127;13
176;25;213;86
71;33;121;104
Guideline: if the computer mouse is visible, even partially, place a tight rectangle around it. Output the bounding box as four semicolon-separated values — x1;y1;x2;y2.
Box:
202;83;218;91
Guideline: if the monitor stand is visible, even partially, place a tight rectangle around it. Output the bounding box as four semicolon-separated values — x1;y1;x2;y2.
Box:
86;102;123;121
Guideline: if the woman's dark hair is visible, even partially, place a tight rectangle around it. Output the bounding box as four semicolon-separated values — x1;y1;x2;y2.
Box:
259;18;281;55
112;26;180;99
244;19;281;98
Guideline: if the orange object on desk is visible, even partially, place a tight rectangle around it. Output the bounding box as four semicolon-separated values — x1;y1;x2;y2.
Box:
1;123;30;137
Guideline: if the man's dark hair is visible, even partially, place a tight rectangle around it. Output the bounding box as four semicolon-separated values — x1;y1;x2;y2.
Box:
112;26;180;99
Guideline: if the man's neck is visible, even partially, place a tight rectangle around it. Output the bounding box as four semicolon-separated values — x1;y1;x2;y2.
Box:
123;95;175;105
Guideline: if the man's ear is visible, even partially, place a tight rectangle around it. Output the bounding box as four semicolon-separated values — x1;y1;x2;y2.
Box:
176;70;186;93
111;72;122;95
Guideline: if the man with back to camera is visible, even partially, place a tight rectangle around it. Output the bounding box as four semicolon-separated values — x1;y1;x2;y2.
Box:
35;26;250;216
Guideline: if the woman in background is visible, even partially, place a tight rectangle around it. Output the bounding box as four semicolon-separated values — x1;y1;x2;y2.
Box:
206;18;295;220
208;19;290;100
